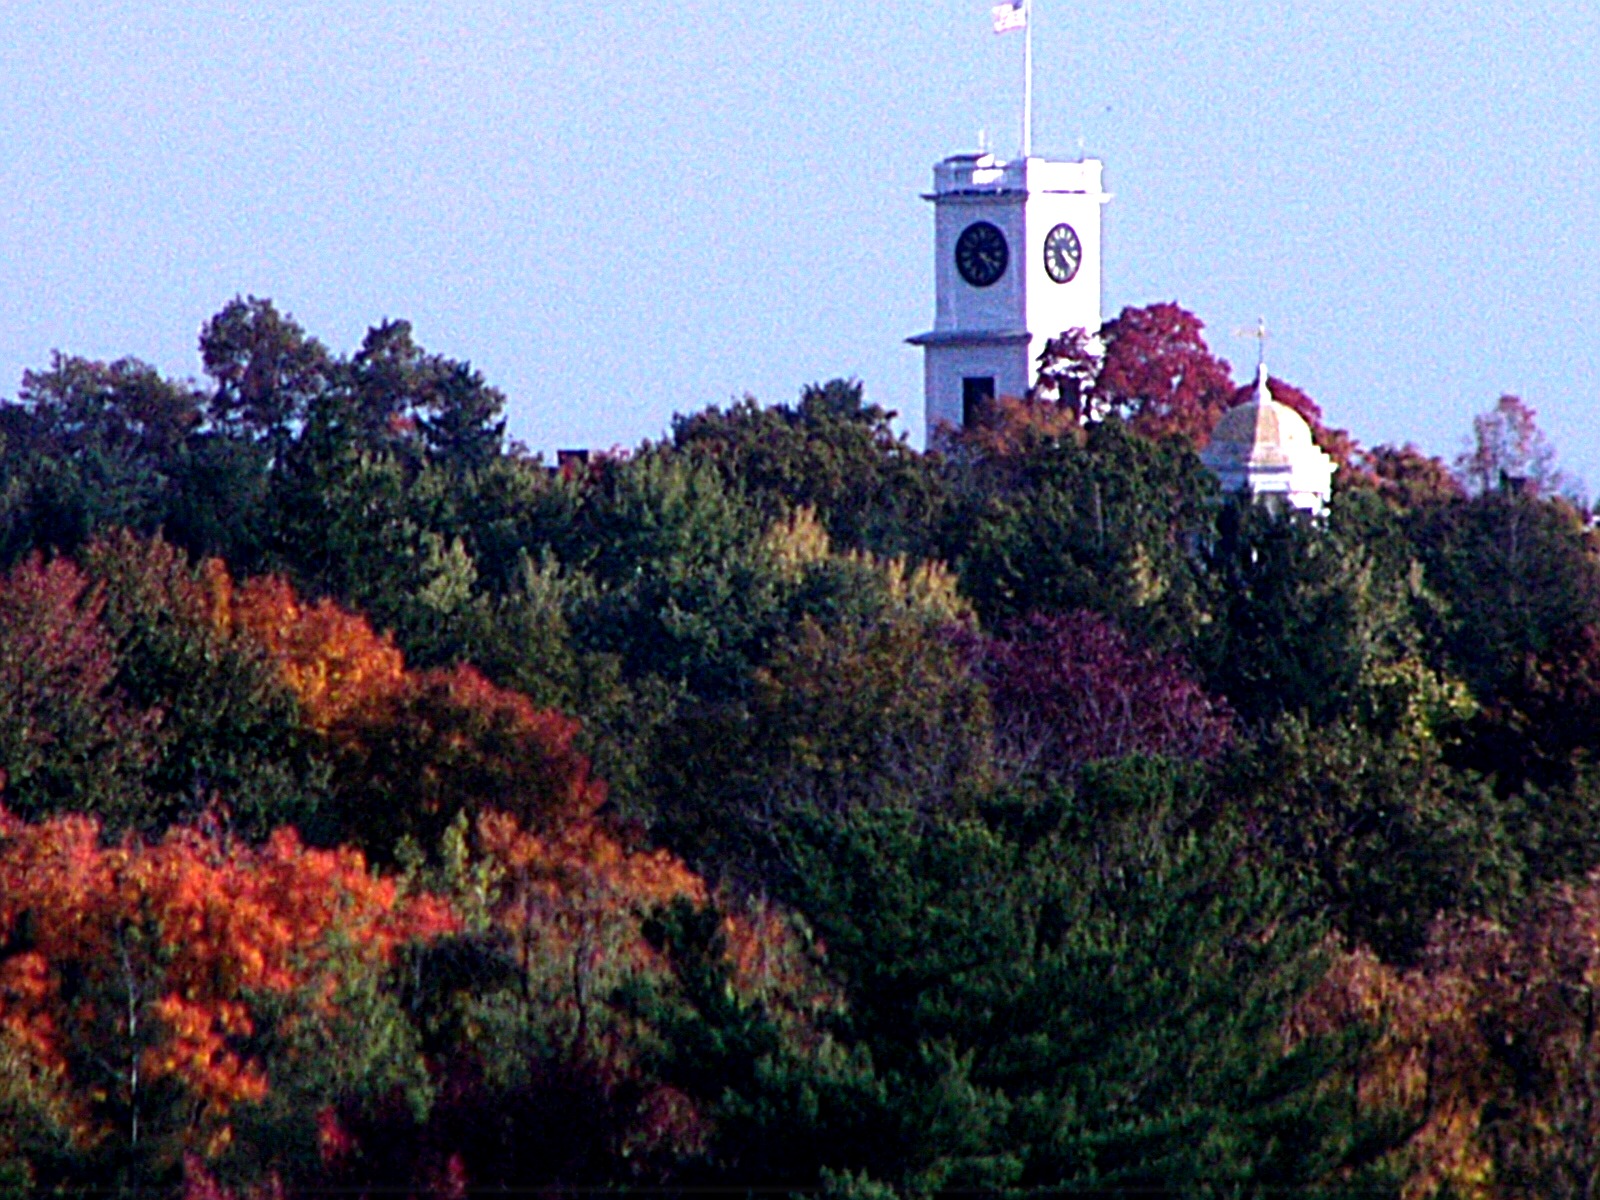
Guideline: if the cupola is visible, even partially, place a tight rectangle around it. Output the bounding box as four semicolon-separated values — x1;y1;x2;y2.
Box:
1201;361;1335;513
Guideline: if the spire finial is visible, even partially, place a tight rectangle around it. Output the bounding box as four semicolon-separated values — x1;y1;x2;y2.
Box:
1238;316;1270;402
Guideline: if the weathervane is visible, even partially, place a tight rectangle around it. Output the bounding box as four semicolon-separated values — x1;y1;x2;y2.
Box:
1238;317;1272;401
1238;316;1269;370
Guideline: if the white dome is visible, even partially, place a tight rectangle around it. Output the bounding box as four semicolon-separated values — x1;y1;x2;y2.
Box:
1200;367;1335;513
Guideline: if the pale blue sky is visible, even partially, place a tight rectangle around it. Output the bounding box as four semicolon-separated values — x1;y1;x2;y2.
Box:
1;1;1595;482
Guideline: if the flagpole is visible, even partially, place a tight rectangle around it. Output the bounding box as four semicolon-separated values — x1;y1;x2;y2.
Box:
1022;0;1033;158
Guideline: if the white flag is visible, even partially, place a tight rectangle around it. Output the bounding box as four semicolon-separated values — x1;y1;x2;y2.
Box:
991;0;1027;33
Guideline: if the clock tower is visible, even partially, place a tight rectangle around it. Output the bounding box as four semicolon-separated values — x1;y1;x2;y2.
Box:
908;152;1109;434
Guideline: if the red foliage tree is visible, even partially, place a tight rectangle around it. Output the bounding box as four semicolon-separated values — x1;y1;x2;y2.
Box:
1033;305;1362;465
1362;443;1467;508
962;611;1234;775
1456;393;1563;497
0;554;158;819
216;570;606;856
206;572;601;857
1094;303;1238;446
342;665;609;855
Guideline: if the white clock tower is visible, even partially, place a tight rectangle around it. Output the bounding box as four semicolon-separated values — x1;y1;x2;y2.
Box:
908;152;1110;435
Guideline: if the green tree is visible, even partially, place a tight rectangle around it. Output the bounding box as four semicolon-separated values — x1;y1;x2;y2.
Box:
643;759;1396;1197
267;414;430;623
344;318;507;471
566;453;778;697
0;355;203;563
1411;489;1600;703
1198;492;1428;729
163;429;275;571
943;416;1216;648
671;379;944;558
448;453;586;597
418;358;507;475
649;510;984;881
200;295;334;462
80;531;329;839
654;611;991;887
1230;700;1517;964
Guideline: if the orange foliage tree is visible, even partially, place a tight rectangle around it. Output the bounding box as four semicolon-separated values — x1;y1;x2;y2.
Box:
459;810;711;1146
368;805;834;1192
210;572;404;736
1297;871;1600;1198
201;561;805;1189
0;809;456;1181
213;570;605;858
0;550;818;1192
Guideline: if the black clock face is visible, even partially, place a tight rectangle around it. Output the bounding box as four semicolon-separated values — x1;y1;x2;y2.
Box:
1043;223;1082;284
955;221;1009;288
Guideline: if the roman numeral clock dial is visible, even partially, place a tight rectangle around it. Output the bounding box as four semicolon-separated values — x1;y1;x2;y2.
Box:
955;221;1009;288
1044;222;1082;283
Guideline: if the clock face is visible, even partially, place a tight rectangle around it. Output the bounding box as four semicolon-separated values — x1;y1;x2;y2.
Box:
955;221;1009;288
1043;223;1082;284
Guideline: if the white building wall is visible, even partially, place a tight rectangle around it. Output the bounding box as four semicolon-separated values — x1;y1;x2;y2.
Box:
932;195;1027;334
910;153;1109;436
923;341;1032;435
1021;160;1107;373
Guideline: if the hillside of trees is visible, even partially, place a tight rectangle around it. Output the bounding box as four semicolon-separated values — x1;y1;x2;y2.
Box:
1;296;1598;1197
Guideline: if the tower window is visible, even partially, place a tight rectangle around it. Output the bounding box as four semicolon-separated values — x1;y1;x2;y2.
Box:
962;377;995;428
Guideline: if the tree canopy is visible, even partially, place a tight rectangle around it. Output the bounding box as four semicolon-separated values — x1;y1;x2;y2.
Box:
0;299;1591;1197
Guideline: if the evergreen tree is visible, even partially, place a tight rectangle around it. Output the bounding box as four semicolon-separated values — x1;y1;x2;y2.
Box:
642;759;1398;1197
